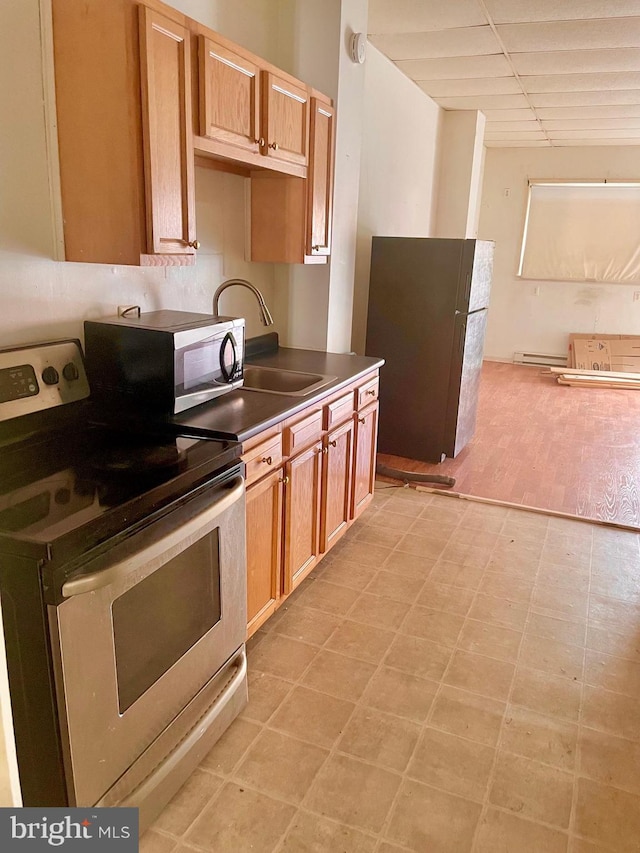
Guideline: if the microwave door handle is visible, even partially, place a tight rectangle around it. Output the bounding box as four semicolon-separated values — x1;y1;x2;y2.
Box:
219;332;238;383
61;476;244;598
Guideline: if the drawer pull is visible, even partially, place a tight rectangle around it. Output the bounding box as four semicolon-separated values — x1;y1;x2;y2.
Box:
358;416;366;424
328;440;337;448
278;475;290;485
268;141;279;150
366;389;376;396
261;456;273;465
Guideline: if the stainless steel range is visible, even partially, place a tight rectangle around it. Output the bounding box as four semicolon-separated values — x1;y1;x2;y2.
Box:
0;339;247;831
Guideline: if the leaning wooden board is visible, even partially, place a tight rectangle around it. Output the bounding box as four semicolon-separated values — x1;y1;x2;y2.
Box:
557;374;640;390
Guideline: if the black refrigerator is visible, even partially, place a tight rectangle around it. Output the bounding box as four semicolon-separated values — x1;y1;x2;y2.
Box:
365;237;494;464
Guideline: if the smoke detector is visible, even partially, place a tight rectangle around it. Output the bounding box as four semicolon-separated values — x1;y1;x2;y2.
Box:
349;32;367;65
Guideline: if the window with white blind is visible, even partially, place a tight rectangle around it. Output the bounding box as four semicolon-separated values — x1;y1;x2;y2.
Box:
518;182;640;284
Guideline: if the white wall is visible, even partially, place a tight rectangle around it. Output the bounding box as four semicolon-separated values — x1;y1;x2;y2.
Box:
351;45;442;353
479;146;640;361
434;110;486;239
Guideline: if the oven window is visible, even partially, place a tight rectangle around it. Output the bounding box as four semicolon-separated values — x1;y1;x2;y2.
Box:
112;530;221;713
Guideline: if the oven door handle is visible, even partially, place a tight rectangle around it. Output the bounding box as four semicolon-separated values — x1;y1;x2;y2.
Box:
61;475;245;599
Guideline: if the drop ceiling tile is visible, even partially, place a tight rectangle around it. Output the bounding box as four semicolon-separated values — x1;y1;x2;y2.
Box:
543;117;640;130
513;48;640;76
417;77;522;97
436;94;530;110
485;120;541;131
481;108;538;121
497;18;640;53
396;54;512;80
484;0;640;24
530;90;640;107
549;128;640;138
522;72;640;92
551;138;640;145
538;104;640;119
484;130;547;140
485;140;551;147
369;27;501;61
368;0;487;34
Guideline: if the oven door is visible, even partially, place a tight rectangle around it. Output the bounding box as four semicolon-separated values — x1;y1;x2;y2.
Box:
48;474;246;808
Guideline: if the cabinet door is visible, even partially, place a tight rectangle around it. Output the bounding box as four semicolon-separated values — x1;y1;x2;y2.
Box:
246;469;283;637
352;402;379;520
321;419;354;552
307;97;335;257
198;35;260;155
262;71;309;170
283;441;322;595
139;6;196;256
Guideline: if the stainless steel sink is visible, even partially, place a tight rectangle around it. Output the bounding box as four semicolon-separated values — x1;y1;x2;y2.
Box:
242;365;337;396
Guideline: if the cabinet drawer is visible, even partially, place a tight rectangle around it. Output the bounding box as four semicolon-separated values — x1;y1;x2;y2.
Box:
356;376;379;410
243;434;283;486
283;409;323;456
323;391;354;431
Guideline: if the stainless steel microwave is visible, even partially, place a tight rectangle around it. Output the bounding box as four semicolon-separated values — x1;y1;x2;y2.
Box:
84;311;245;414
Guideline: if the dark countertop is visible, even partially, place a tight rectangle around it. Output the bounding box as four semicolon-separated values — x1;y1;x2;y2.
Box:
173;336;384;443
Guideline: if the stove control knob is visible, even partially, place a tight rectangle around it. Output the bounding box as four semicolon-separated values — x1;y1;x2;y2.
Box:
42;366;60;386
62;362;79;382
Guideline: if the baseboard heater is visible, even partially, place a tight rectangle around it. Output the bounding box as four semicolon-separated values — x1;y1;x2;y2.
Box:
513;351;568;367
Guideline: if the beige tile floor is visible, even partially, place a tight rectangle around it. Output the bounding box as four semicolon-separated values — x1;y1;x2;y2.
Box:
143;485;640;853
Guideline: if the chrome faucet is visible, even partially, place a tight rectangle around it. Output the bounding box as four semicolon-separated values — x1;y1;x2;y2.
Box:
212;278;274;326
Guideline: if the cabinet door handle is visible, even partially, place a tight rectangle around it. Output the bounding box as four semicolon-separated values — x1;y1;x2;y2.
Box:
278;475;290;485
184;239;200;249
268;141;279;150
321;447;328;454
261;456;273;465
254;137;265;147
312;245;320;251
328;440;337;448
358;416;366;424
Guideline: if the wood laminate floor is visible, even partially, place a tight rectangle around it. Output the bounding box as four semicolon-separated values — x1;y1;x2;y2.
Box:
378;361;640;528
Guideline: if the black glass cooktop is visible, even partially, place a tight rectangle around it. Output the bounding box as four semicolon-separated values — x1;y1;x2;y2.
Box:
0;421;240;559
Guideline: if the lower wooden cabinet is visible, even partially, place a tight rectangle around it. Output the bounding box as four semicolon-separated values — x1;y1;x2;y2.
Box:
282;441;323;595
245;469;283;635
244;369;380;638
320;419;354;552
352;401;379;519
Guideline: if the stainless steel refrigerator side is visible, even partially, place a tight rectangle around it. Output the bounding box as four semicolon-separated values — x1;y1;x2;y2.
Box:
444;241;494;459
443;307;489;458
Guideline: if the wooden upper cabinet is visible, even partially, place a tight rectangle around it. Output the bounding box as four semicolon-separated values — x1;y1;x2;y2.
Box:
198;35;260;155
51;0;196;265
250;89;335;264
308;96;335;257
139;6;196;257
261;71;309;171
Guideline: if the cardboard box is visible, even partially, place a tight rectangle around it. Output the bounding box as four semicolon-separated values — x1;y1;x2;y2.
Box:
570;335;640;372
